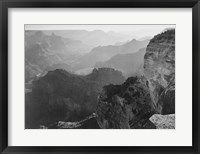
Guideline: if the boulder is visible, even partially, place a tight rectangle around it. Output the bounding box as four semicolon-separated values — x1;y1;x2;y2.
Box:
150;114;175;129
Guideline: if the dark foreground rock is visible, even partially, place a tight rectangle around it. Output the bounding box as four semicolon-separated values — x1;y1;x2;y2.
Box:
96;77;156;129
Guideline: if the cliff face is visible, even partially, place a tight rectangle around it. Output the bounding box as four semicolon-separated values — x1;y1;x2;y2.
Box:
144;29;175;114
96;29;175;128
25;68;125;128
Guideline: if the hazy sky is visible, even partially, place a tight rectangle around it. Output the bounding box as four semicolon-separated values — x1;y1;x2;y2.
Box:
25;24;175;38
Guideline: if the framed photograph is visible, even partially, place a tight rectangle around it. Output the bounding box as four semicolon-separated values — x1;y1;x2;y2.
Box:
0;0;199;153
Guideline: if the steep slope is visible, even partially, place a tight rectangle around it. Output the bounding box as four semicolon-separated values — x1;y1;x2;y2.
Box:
75;39;149;70
95;48;146;77
25;68;125;128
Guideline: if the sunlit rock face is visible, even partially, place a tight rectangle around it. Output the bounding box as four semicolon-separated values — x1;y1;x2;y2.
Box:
144;29;175;115
150;114;175;129
96;77;155;129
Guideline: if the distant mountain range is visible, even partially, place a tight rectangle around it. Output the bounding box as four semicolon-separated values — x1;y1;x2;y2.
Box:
95;48;146;77
74;39;149;70
25;30;150;82
25;31;87;82
43;30;137;50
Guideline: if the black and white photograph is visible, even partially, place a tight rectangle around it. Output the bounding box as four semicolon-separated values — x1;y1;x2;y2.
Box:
25;25;175;129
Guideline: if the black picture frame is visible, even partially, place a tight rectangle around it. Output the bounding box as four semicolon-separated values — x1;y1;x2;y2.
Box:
0;0;199;153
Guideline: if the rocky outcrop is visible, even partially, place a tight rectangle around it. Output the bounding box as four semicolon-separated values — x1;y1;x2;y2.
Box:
96;77;155;129
25;68;125;128
144;29;175;114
